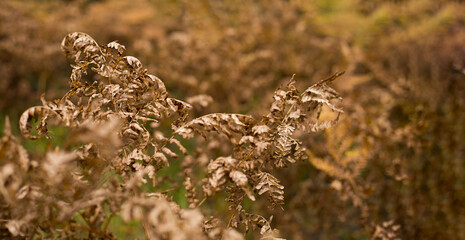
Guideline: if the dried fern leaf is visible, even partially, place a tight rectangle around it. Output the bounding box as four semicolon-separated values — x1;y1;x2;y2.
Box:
61;32;101;63
301;72;344;113
273;124;305;167
175;113;256;140
254;172;284;209
107;41;126;55
19;106;60;140
203;156;236;196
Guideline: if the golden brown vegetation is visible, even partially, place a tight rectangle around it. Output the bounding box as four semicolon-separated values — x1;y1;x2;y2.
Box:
1;0;465;239
1;31;344;239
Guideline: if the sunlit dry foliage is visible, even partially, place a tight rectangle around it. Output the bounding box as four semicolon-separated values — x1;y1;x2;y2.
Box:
2;0;465;239
0;32;344;239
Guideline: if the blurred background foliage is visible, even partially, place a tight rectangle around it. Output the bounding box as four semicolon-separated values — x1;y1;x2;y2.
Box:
1;0;465;239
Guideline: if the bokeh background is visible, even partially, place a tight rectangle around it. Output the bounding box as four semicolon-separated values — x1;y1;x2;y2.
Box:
1;0;465;239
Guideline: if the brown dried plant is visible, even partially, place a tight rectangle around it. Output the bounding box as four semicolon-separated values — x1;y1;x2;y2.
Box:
0;32;343;239
2;1;465;239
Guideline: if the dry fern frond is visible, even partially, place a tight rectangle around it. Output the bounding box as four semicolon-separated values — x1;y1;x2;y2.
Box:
273;124;304;168
173;73;344;234
4;30;349;239
3;32;204;238
175;113;256;141
254;172;285;209
19;106;61;139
